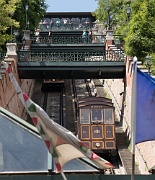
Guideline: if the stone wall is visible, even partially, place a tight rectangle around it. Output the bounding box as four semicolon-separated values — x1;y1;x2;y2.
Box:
104;56;155;174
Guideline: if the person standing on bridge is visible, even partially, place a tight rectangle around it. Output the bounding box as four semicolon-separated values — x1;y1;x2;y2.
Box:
84;19;89;30
50;19;54;30
69;20;73;29
82;30;87;44
63;18;68;29
48;30;52;43
56;19;61;29
88;30;92;43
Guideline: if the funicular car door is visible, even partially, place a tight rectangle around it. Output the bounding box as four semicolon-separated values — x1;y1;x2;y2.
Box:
91;106;104;150
104;108;116;149
79;108;91;148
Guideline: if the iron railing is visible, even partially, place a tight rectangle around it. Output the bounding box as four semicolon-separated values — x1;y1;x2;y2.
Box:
0;52;6;63
30;35;106;45
17;50;125;63
38;22;99;31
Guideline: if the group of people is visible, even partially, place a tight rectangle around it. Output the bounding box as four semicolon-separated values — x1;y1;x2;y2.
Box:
82;30;92;43
56;18;73;29
39;18;92;30
55;18;74;29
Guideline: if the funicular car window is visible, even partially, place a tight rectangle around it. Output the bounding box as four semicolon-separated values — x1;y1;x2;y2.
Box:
104;109;114;124
80;109;90;124
91;109;103;122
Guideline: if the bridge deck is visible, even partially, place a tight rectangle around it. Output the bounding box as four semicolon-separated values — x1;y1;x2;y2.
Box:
18;61;125;79
14;11;126;80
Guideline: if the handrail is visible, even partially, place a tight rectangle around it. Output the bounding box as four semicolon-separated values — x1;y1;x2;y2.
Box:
0;51;6;62
30;35;106;45
17;50;125;62
38;22;103;31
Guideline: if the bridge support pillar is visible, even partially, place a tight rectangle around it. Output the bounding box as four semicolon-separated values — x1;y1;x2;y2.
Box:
22;30;31;50
6;43;17;60
105;30;114;50
5;43;18;79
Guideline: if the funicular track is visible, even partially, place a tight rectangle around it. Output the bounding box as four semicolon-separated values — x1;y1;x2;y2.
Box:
41;83;64;126
29;79;125;174
29;79;124;174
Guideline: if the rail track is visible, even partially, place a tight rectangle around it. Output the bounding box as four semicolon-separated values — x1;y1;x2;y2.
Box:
30;79;125;174
42;84;64;126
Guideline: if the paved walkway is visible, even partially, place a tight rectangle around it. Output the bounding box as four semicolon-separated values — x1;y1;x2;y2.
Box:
115;124;140;174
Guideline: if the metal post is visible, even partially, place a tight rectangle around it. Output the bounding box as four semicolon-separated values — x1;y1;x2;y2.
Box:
26;11;27;29
107;5;110;30
108;12;110;30
10;12;14;36
25;5;29;29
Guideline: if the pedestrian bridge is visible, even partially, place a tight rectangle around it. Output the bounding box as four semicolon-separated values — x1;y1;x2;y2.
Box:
17;48;125;79
2;12;126;79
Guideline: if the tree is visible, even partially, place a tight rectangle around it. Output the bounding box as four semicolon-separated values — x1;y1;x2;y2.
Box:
93;0;155;62
0;0;20;49
0;0;48;49
14;0;48;38
92;0;131;30
124;0;155;60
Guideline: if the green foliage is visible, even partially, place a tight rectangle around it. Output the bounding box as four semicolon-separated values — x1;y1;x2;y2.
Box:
149;54;155;75
0;0;20;48
124;0;155;60
14;0;48;38
0;0;48;49
93;0;155;62
93;0;132;29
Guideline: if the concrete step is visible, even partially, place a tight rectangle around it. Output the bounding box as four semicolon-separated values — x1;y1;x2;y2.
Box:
137;61;142;65
137;65;145;69
141;69;149;73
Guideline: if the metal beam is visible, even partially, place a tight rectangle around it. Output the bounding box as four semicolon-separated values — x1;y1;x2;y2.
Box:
18;61;125;79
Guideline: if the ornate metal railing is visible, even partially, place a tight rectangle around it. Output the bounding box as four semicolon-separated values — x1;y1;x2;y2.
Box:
0;51;6;62
17;50;125;63
106;49;125;61
30;35;106;45
38;22;98;31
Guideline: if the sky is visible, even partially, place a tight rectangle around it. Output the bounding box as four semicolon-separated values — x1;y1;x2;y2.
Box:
45;0;98;12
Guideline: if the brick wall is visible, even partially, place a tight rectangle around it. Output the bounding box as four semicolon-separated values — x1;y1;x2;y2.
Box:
0;57;34;121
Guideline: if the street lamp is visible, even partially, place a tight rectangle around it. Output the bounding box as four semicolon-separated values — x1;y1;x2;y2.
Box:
27;20;30;30
107;5;110;30
25;4;29;29
10;12;14;35
22;38;26;50
115;37;120;49
126;7;131;21
145;54;151;73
